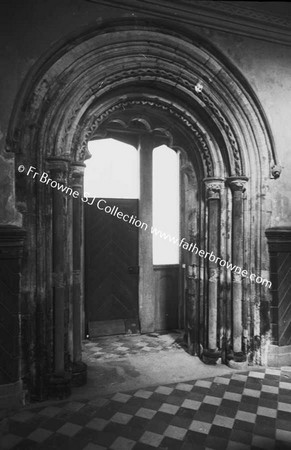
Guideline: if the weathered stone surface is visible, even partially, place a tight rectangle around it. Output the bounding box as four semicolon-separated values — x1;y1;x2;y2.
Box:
0;154;22;226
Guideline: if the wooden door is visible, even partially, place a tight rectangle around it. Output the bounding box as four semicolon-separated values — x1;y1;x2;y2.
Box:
84;198;139;337
154;265;179;331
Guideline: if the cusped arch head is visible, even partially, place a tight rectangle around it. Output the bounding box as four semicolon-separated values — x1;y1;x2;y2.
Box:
7;19;279;183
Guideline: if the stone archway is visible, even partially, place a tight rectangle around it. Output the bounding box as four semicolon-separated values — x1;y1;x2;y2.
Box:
7;20;279;398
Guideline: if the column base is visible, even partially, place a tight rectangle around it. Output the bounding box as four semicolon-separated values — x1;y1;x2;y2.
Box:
202;348;222;365
0;380;23;415
47;373;71;399
72;361;87;387
227;359;248;370
227;352;248;369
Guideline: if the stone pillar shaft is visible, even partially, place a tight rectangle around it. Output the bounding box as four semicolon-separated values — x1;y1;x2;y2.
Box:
208;199;219;349
49;159;69;375
71;164;85;363
204;179;224;354
139;135;155;333
228;176;248;356
0;225;25;410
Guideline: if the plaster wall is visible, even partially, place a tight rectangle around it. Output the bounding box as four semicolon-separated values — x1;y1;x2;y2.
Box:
200;29;291;227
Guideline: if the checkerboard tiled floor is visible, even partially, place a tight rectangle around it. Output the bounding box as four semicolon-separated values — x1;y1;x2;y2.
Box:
83;333;185;361
1;367;291;449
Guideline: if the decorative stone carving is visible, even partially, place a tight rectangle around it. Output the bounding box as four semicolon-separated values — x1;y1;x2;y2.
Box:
94;115;175;150
201;93;242;175
47;158;70;184
227;175;249;192
204;177;224;200
70;163;85;191
195;81;204;93
59;91;93;155
5;18;282;402
70;65;242;174
271;165;282;179
77;99;214;177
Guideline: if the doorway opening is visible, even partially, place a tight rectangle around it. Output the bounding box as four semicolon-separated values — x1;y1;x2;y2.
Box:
153;145;180;331
84;138;140;337
84;138;181;337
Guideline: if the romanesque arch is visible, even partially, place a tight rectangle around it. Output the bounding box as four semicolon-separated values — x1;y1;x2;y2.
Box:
7;20;279;397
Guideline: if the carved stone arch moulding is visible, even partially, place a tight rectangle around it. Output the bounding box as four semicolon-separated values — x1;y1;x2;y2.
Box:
46;66;242;177
89;115;177;152
97;115;175;145
73;98;216;178
5;20;283;384
7;20;280;184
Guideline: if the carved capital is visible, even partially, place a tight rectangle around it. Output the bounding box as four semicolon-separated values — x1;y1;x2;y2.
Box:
47;158;70;184
227;176;248;192
271;165;282;179
70;162;85;190
204;177;224;200
78;99;214;176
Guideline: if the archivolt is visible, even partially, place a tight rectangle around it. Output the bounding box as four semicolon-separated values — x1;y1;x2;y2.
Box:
75;98;215;177
6;19;281;380
7;20;278;182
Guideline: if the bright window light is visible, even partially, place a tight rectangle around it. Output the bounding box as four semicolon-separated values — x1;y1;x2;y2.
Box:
153;145;180;265
84;138;139;198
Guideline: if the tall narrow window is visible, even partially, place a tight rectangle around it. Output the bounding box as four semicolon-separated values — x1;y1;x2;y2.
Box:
85;138;139;198
153;145;180;264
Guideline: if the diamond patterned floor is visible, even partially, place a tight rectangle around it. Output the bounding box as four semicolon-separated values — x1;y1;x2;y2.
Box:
1;367;291;449
83;332;185;361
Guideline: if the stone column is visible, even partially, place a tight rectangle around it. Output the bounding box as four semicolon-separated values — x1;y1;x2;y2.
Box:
71;163;87;386
0;225;25;409
202;178;224;364
47;158;71;396
139;135;155;333
228;176;248;364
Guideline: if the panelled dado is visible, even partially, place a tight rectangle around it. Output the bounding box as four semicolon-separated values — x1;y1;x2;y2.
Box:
7;20;281;399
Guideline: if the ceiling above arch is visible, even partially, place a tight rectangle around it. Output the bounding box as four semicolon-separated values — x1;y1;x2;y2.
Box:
89;0;291;46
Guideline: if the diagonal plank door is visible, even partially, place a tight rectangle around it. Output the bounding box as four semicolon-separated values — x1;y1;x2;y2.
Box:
84;198;139;337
